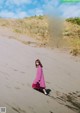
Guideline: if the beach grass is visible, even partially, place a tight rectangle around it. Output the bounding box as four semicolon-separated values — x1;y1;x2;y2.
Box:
0;16;80;55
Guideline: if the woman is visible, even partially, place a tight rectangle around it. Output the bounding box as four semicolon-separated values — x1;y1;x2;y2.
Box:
32;59;47;95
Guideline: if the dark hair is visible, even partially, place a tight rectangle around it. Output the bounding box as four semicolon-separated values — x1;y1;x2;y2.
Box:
35;59;43;68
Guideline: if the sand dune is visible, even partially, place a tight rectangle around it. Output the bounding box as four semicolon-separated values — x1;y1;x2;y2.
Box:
0;36;80;113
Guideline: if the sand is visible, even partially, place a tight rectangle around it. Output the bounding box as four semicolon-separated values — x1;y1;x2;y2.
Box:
0;35;80;113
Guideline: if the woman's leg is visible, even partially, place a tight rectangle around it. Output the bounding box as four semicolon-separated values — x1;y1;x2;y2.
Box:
43;89;47;95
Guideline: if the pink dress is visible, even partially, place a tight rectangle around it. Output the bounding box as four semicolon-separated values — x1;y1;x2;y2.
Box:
32;65;46;89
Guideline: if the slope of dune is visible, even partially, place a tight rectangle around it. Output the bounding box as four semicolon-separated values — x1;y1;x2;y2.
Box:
0;31;80;113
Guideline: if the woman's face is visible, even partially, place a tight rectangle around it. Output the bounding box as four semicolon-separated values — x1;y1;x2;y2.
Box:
36;61;39;67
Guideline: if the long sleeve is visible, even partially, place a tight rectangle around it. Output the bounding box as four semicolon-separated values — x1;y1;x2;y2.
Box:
33;66;42;84
37;66;42;82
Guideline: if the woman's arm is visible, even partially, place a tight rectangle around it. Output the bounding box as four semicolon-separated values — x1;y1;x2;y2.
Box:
37;66;42;82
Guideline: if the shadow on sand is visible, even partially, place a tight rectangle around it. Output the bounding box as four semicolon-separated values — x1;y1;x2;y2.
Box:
34;88;51;95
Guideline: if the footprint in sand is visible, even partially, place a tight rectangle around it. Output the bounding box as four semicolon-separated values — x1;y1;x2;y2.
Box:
16;82;25;86
13;69;18;72
27;83;31;87
7;104;26;113
21;83;25;86
11;106;26;113
14;86;21;90
6;85;11;89
20;71;26;74
28;106;36;113
49;111;53;113
5;77;9;80
46;100;50;104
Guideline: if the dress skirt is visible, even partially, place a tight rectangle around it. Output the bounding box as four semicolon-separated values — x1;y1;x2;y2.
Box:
32;82;45;90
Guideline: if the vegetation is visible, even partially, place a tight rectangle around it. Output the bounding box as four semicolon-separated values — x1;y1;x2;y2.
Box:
0;16;80;56
66;17;80;25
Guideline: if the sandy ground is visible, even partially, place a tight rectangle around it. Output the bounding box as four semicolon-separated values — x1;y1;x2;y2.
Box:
0;34;80;113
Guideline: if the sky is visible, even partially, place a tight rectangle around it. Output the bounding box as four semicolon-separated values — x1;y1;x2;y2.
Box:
0;0;80;18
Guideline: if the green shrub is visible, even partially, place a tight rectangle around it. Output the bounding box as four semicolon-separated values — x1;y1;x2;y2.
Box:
66;17;80;25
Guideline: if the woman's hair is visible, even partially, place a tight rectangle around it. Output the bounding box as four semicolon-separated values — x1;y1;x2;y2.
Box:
35;59;43;68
